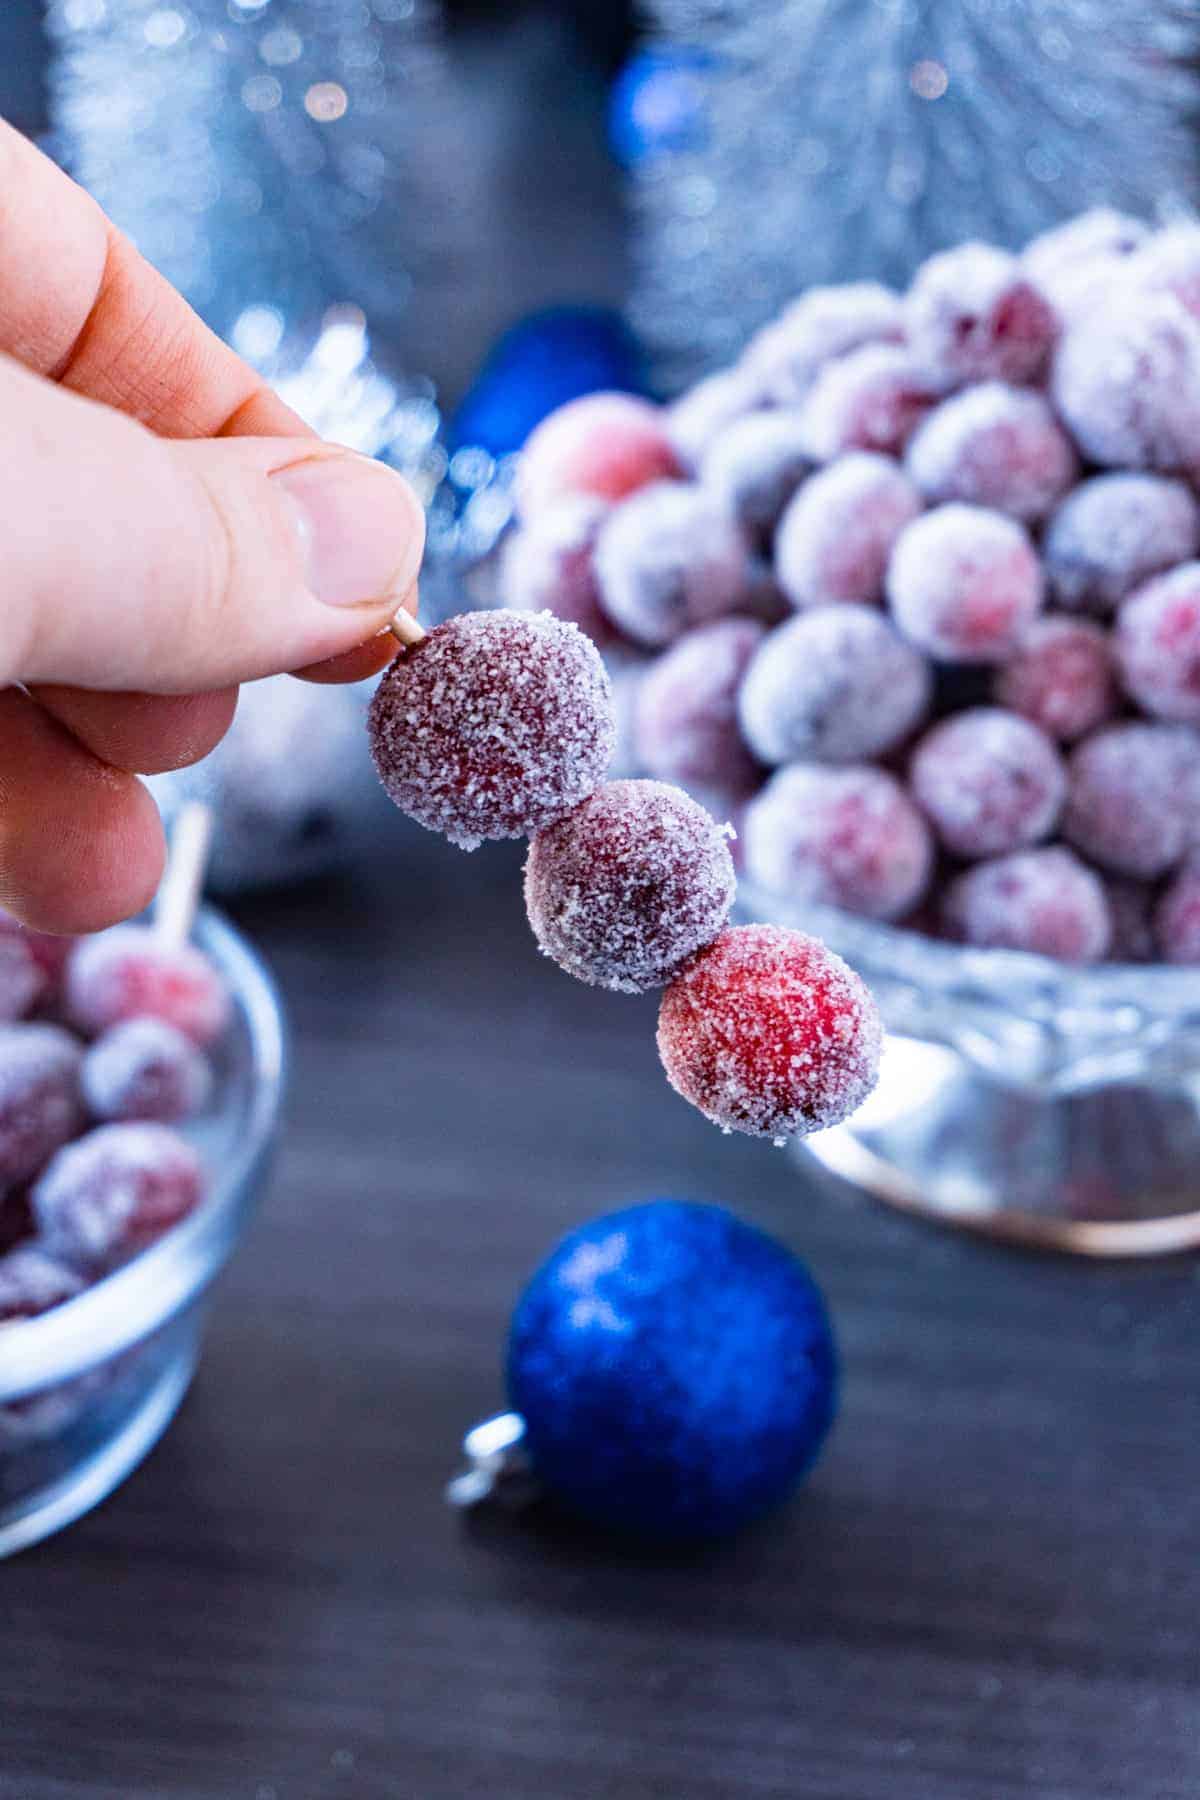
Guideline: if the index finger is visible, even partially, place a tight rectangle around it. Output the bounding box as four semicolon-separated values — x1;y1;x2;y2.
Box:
0;116;312;441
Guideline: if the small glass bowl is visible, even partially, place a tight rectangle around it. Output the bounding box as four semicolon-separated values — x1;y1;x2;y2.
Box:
0;909;285;1558
737;880;1200;1256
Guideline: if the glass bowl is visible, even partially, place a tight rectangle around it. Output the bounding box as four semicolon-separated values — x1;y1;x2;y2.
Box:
736;880;1200;1257
0;909;286;1558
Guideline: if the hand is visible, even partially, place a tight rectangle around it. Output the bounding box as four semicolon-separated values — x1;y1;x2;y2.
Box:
0;120;425;935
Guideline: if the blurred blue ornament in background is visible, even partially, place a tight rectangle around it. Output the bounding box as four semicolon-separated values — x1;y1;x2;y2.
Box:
448;306;650;457
607;47;713;169
495;1199;838;1542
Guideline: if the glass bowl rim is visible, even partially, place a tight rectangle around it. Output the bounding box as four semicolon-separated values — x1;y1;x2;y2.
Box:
735;877;1200;1012
0;907;286;1400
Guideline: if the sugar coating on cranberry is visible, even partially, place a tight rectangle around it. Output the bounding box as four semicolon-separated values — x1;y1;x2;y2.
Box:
1024;208;1148;295
656;923;882;1140
699;410;811;543
1062;724;1200;878
498;496;613;646
799;344;937;461
665;368;768;470
905;243;1058;388
1052;291;1200;471
0;910;74;990
0;935;42;1024
1042;473;1200;616
524;780;735;994
943;847;1111;963
33;1122;204;1273
593;481;749;648
775;452;922;611
634;617;766;797
743;282;905;404
1116;563;1200;724
905;383;1078;524
1129;223;1200;320
911;708;1066;859
515;392;682;520
82;1018;212;1125
1154;858;1200;964
887;503;1043;664
739;604;931;766
368;610;616;850
743;764;933;922
0;1245;84;1322
0;1025;83;1188
995;617;1117;743
65;925;230;1047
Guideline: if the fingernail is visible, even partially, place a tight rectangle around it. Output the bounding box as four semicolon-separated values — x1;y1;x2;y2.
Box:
273;455;425;609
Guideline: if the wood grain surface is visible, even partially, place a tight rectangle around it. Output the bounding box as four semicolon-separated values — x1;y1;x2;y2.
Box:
4;825;1200;1800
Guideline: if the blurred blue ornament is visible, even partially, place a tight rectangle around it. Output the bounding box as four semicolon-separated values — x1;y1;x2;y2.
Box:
448;307;649;458
608;47;712;169
493;1199;837;1541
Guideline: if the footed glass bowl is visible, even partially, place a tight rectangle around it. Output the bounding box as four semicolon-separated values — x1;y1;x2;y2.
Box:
0;910;285;1558
737;881;1200;1256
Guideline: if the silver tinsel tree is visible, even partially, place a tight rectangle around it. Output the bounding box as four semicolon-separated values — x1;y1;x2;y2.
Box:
632;0;1200;388
46;0;446;345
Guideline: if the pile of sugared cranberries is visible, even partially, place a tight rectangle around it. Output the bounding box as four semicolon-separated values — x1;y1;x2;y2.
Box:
0;915;223;1337
499;211;1200;967
369;605;881;1138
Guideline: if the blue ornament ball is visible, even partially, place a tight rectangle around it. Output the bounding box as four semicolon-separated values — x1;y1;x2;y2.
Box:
506;1200;837;1541
448;307;649;459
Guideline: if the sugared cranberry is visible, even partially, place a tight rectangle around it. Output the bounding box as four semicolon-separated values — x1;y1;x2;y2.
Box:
1116;563;1200;724
906;243;1058;387
1042;474;1200;616
887;504;1043;664
700;411;811;544
739;604;931;766
1062;724;1200;878
665;368;767;470
775;452;922;611
593;482;750;648
524;780;735;994
905;382;1077;524
910;708;1065;859
1130;223;1200;321
515;393;682;520
0;936;42;1025
1023;208;1147;317
1052;291;1200;471
943;847;1111;963
743;764;933;922
0;1244;84;1322
66;926;230;1047
81;1018;212;1125
657;924;881;1140
1154;857;1200;963
799;344;937;461
33;1122;205;1274
498;496;614;646
744;282;904;405
368;610;615;850
634;617;766;798
995;617;1118;743
0;1025;84;1189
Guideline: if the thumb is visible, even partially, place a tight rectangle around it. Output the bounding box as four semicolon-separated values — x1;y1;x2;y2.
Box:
1;353;425;694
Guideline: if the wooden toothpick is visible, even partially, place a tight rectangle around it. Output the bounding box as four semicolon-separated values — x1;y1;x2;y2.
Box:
154;801;215;950
388;610;428;650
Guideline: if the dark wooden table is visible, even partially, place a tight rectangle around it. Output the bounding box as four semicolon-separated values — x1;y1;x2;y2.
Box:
4;5;1200;1793
4;824;1200;1800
